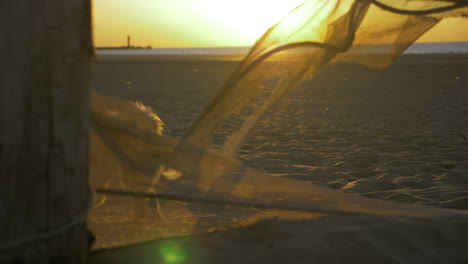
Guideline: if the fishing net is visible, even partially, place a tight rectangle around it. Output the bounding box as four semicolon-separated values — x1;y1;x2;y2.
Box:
88;0;468;249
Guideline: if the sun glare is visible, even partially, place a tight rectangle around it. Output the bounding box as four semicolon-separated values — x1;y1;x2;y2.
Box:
198;0;305;45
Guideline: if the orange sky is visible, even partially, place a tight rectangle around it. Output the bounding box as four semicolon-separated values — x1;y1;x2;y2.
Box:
93;0;468;48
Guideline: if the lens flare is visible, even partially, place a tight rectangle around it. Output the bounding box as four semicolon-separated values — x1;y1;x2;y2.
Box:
159;242;187;263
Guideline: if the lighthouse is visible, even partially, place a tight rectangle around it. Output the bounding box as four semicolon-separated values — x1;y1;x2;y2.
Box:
127;35;131;48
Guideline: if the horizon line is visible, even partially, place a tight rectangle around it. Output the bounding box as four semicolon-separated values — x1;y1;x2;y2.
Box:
95;41;468;50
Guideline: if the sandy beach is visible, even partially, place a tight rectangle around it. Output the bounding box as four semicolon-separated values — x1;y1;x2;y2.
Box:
89;53;468;263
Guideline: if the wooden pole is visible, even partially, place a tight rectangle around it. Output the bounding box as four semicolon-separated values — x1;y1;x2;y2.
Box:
0;0;92;262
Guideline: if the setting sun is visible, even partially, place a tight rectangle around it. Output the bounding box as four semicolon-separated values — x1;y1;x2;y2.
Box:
197;0;305;44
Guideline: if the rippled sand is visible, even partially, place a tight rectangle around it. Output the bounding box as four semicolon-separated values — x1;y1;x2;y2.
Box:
242;55;468;210
90;54;468;263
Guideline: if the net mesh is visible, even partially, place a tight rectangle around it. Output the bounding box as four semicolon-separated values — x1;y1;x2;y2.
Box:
88;0;468;249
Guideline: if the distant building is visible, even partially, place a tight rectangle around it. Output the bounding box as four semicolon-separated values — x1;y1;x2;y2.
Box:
96;35;152;50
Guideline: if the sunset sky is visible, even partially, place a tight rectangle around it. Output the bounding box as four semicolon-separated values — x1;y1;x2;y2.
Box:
93;0;468;48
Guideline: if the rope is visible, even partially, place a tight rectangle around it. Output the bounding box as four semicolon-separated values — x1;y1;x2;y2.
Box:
372;0;468;15
95;188;363;216
0;198;93;253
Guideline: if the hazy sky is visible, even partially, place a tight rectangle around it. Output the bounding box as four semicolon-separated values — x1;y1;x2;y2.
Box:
93;0;468;48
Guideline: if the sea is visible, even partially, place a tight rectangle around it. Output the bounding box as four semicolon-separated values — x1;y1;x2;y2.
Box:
96;42;468;56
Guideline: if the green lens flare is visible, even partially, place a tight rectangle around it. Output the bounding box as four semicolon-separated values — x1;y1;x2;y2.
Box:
159;242;187;263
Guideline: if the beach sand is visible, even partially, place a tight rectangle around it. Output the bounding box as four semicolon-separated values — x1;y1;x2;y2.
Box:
89;54;468;263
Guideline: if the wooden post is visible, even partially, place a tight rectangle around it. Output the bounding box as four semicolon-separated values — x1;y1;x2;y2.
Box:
0;0;93;263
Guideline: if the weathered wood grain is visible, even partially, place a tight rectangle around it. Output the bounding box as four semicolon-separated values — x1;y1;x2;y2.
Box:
0;0;92;262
